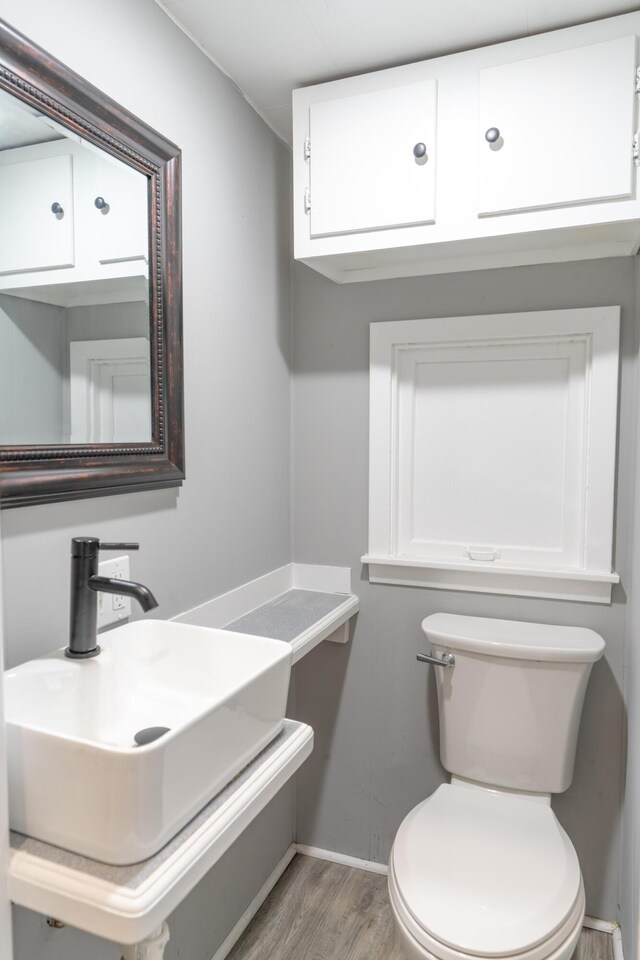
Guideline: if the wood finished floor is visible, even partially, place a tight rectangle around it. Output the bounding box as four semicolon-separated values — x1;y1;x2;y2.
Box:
227;854;615;960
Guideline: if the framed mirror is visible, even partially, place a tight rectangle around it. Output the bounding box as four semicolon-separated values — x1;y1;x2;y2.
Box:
0;17;184;507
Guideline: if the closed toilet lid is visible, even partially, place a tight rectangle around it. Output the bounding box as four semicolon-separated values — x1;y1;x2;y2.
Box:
392;784;582;958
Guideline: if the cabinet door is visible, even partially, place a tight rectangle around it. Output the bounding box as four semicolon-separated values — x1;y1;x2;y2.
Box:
0;154;74;274
478;36;637;216
75;150;149;266
309;81;437;238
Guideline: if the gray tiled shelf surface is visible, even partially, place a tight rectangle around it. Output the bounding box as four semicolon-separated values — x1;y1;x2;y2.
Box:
225;589;351;643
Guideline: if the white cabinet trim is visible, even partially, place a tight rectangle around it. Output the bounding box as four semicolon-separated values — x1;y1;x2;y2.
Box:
363;307;620;603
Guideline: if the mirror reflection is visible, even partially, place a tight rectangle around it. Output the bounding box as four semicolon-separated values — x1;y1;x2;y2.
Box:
0;87;151;445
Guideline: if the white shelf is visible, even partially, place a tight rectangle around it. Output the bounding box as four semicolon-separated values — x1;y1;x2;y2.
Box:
175;564;359;663
8;720;313;946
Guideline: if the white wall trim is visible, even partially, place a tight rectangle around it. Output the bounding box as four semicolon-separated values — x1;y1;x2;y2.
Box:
583;917;624;960
612;925;624;960
295;844;388;876
210;844;296;960
583;916;619;934
365;307;620;603
363;556;618;604
292;563;352;594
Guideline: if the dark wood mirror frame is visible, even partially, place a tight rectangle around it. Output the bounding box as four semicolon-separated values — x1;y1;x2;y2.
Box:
0;18;184;508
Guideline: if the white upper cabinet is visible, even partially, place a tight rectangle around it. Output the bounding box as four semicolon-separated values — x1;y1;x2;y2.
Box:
0;140;148;297
293;13;640;283
478;37;637;216
309;81;437;237
0;154;74;275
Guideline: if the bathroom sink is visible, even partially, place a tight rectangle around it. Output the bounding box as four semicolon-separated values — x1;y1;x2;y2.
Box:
4;620;292;864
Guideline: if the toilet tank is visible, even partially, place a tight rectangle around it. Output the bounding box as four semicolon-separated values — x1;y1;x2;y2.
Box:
423;613;605;794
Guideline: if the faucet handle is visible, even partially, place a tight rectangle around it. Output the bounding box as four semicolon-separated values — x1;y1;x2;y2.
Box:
100;542;140;551
70;537;140;558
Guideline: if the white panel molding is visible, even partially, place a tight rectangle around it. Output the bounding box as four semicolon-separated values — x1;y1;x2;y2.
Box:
363;307;620;603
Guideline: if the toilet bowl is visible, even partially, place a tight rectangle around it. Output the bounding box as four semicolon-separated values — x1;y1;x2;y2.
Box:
389;613;604;960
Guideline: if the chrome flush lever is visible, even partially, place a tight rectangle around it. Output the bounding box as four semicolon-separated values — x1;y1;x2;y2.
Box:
417;652;455;668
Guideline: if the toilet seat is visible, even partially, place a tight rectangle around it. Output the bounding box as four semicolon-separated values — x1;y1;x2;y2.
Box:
389;783;584;960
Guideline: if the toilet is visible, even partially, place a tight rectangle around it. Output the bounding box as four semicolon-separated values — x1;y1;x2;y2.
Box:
389;613;605;960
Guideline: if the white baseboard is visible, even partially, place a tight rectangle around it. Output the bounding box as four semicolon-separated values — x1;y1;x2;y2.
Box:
295;844;388;876
210;844;296;960
583;918;624;960
612;925;624;960
583;916;619;934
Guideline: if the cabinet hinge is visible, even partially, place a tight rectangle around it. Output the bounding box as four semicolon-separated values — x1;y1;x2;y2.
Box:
634;132;640;167
304;188;311;214
304;136;311;162
636;67;640;94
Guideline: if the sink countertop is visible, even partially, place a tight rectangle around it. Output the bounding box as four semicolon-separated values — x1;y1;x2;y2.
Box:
8;719;313;945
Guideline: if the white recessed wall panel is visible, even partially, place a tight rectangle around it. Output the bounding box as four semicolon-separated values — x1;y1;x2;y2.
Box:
364;308;620;602
478;36;637;216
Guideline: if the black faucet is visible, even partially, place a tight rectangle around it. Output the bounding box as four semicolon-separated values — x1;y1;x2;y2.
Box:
66;537;159;659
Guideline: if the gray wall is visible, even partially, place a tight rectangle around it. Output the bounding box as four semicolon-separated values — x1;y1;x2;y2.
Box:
0;294;65;445
621;257;640;960
0;1;293;958
65;300;149;343
291;256;637;921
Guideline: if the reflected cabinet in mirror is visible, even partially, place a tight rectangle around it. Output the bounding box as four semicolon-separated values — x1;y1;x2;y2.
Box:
0;17;183;506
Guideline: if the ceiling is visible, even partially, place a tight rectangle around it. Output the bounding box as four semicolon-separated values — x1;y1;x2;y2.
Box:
154;0;639;145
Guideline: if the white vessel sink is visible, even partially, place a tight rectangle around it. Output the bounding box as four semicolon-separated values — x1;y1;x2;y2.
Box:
4;620;291;865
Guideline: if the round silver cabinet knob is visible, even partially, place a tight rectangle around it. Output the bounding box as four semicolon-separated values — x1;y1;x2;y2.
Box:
485;127;501;144
413;142;427;159
94;196;108;210
50;201;63;216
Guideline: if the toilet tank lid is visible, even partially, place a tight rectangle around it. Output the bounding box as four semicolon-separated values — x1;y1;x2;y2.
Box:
422;613;605;663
